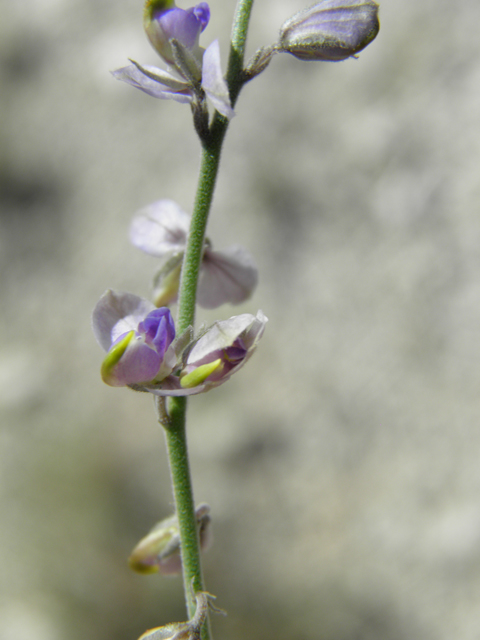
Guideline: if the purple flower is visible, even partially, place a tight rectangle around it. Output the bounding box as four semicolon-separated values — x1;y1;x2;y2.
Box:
92;291;177;387
112;1;233;119
279;0;380;62
143;0;210;66
92;290;267;395
178;312;267;392
130;199;258;308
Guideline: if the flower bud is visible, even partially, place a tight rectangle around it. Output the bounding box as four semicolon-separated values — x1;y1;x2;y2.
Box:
138;622;189;640
138;591;212;640
129;504;212;575
279;0;379;62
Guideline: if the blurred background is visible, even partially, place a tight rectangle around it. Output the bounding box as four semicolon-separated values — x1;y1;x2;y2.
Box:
2;0;480;638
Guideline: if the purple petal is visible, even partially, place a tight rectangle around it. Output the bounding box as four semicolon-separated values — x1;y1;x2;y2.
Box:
130;200;190;257
92;290;155;352
197;245;258;308
155;7;204;50
112;63;193;103
201;40;234;119
192;2;210;31
138;308;176;359
106;337;163;386
222;341;247;364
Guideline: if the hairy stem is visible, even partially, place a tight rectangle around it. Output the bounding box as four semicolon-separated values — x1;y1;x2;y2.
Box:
176;135;224;334
227;0;255;105
162;2;256;639
162;396;209;625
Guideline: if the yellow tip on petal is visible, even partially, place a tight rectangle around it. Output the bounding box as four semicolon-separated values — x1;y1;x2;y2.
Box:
128;556;160;574
128;521;179;574
180;359;222;389
100;331;135;386
144;0;175;22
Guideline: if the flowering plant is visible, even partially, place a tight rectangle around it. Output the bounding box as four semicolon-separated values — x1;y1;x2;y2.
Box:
94;0;379;637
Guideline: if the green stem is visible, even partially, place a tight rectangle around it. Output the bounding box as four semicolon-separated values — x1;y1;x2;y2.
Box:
162;397;206;618
176;136;225;334
161;2;256;638
177;0;255;331
227;0;255;106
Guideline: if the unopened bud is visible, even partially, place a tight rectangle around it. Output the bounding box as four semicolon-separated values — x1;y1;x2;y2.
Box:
279;0;379;62
129;504;212;575
244;45;277;81
138;591;215;640
138;622;190;640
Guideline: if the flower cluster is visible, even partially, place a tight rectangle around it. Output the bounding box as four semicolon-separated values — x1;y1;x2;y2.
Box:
92;290;267;396
112;0;233;122
92;197;264;395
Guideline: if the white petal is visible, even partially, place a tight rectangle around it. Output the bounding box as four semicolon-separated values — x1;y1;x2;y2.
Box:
197;245;258;308
130;200;190;257
112;62;193;103
201;40;234;119
187;312;264;363
92;290;155;351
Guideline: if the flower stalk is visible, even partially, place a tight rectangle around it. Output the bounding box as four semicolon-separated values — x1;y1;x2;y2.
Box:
162;0;257;636
161;396;207;622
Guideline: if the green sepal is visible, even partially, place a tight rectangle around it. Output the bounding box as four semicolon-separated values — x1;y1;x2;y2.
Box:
170;38;203;86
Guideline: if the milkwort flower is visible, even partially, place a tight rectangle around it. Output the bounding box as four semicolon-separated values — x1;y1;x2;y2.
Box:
130;199;258;308
112;0;233;123
92;290;267;395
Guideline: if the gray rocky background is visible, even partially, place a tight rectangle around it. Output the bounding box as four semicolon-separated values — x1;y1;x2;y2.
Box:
2;0;480;638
